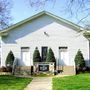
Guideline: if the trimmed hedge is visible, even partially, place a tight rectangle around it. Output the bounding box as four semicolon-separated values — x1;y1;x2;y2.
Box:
46;48;56;62
6;51;14;67
74;49;86;73
33;47;41;62
74;49;85;68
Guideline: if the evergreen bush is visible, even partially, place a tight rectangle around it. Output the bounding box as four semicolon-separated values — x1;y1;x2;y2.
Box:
74;49;85;68
6;51;15;67
33;47;41;62
46;48;56;62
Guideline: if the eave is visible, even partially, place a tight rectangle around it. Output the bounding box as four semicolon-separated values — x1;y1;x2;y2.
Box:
83;31;90;40
0;32;8;37
0;11;83;36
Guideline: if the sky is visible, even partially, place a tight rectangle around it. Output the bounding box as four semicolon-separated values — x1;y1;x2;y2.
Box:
11;0;90;27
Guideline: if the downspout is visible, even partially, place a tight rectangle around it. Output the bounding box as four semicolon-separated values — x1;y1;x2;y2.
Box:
83;31;90;67
89;40;90;66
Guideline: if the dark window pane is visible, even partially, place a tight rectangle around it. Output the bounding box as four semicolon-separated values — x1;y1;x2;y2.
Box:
42;47;47;62
59;47;67;49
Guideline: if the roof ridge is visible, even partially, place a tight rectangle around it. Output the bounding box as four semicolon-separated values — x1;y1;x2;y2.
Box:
0;11;82;35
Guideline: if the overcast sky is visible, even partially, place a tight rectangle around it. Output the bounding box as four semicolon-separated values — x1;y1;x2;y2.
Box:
11;0;90;27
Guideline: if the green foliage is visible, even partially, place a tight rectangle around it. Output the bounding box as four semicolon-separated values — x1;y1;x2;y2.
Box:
0;75;32;90
74;49;85;68
33;47;41;62
0;66;12;72
6;51;14;67
46;48;56;62
53;73;90;90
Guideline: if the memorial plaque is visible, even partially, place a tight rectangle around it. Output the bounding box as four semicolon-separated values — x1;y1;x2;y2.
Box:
39;65;49;71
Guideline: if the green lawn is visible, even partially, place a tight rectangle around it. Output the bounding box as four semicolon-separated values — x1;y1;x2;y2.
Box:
53;73;90;90
0;75;32;90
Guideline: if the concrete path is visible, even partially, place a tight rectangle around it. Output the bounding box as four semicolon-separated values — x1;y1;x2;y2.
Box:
24;77;52;90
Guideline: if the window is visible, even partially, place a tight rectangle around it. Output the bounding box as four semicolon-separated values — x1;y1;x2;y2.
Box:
59;47;68;51
59;47;69;65
21;47;29;52
42;47;48;62
21;47;30;66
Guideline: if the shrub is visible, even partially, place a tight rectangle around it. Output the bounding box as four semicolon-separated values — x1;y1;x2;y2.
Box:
6;66;12;72
6;51;15;67
0;66;7;72
74;49;85;68
74;49;85;74
46;48;56;62
0;68;2;72
33;47;41;62
86;66;90;72
0;66;12;72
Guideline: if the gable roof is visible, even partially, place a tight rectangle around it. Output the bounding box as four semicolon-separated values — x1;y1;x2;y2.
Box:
0;11;83;36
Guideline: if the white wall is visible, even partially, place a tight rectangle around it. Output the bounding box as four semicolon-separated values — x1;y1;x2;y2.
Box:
1;14;89;67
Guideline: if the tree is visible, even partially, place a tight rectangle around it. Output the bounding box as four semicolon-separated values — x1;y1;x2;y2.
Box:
46;48;56;62
28;0;90;26
74;49;85;68
6;50;15;67
0;0;12;30
33;47;41;62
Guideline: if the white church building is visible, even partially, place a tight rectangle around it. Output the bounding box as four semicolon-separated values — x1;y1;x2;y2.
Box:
0;11;90;74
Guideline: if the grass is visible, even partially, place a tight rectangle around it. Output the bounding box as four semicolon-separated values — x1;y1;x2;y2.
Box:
53;73;90;90
0;75;32;90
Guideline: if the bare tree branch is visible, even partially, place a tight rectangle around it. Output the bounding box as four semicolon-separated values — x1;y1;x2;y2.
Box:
28;0;55;9
77;13;90;24
28;0;90;26
0;0;12;30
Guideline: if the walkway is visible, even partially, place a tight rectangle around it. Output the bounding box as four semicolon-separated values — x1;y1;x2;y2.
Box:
25;77;52;90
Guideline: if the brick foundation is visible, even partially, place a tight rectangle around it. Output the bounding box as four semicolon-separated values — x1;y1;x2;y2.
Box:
14;65;75;76
56;66;76;75
15;66;32;75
